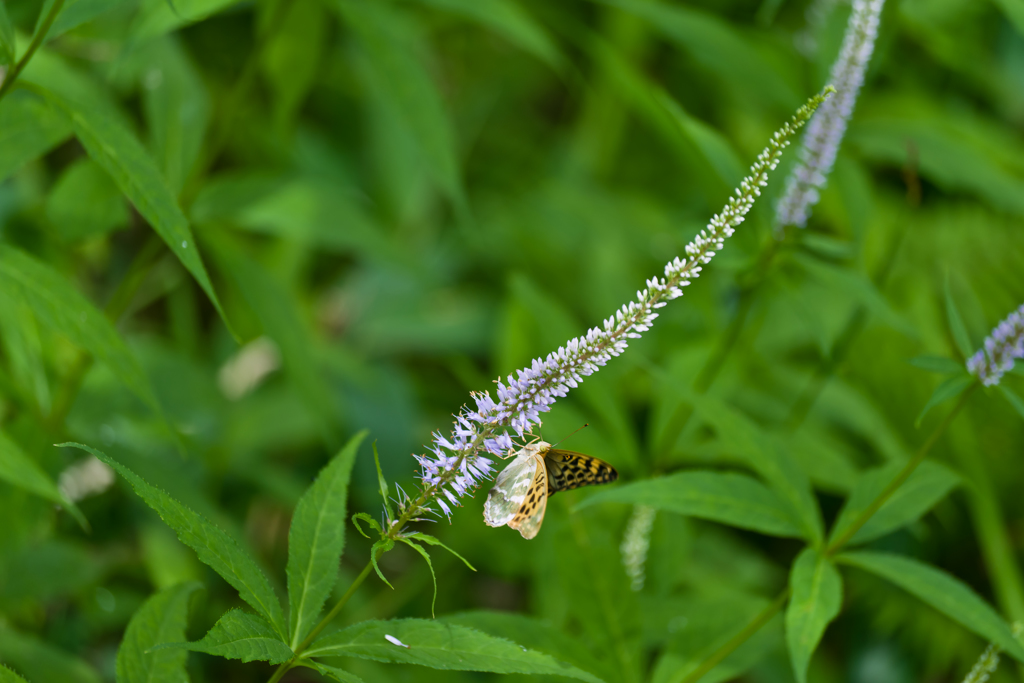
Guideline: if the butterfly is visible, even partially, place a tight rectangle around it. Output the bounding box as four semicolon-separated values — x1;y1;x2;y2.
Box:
483;440;618;539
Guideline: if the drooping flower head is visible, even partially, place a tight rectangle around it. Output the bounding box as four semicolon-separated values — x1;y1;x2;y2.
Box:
389;90;834;529
967;303;1024;387
775;0;884;234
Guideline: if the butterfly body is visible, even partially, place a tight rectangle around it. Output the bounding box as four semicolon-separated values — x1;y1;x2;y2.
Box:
483;441;617;539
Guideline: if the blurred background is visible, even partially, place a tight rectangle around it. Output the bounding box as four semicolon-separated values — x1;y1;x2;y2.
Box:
1;0;1024;681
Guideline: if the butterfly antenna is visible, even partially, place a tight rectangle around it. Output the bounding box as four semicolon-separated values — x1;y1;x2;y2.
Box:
550;423;589;449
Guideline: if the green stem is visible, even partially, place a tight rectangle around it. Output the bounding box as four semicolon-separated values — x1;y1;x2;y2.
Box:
676;588;791;683
0;0;65;104
824;383;977;555
268;558;376;683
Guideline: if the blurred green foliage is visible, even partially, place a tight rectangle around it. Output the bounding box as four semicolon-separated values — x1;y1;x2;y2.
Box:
1;0;1024;681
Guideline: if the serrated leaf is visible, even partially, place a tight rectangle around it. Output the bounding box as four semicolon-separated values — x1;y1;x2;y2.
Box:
298;661;365;683
0;624;102;683
0;90;72;182
20;75;232;334
159;609;294;664
909;355;965;374
828;460;961;547
0;245;161;424
0;664;29;683
351;512;382;539
839;551;1024;662
370;539;395;589
404;532;476;571
785;549;842;683
116;582;201;683
0;429;85;529
305;619;603;682
945;276;974;359
576;470;804;538
411;0;562;69
400;538;437;617
998;385;1024;420
916;374;973;426
60;443;288;639
335;0;467;214
287;431;366;648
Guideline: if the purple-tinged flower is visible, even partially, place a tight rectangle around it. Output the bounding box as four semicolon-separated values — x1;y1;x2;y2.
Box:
388;91;833;528
967;303;1024;387
775;0;884;234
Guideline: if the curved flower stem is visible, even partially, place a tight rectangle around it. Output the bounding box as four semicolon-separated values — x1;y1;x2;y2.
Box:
676;384;977;683
0;0;65;104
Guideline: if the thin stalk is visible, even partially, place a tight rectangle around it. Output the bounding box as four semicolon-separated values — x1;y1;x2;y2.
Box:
676;588;791;683
268;558;376;683
0;0;65;103
677;385;976;682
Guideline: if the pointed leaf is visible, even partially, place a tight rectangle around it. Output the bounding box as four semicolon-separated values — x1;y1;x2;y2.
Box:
370;539;395;589
576;470;804;538
159;609;293;664
371;441;394;521
828;461;961;547
909;355;965;374
916;374;973;426
116;582;202;683
785;549;842;683
298;661;365;683
305;619;603;682
352;512;382;539
404;532;476;571
945;276;974;359
60;443;287;639
399;538;437;617
0;245;162;421
998;385;1024;420
0;429;85;528
287;431;366;647
20;77;231;333
838;551;1024;663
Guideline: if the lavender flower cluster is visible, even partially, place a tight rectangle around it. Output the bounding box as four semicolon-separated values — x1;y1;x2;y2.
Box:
774;0;884;234
391;90;833;528
967;303;1024;387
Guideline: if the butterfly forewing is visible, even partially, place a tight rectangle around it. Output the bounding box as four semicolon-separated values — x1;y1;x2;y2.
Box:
544;449;618;495
483;450;538;528
506;454;548;539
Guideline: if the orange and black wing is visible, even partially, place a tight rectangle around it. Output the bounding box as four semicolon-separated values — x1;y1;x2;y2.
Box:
543;449;617;496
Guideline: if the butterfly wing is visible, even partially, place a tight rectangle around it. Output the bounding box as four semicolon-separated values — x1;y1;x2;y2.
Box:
544;449;618;495
483;451;537;527
506;453;548;539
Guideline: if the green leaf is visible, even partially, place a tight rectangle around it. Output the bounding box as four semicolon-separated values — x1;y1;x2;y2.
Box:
335;0;467;214
945;275;974;359
990;0;1024;37
46;158;130;241
372;441;394;522
0;296;51;414
131;0;245;40
20;75;232;334
411;0;562;69
576;470;804;538
399;538;438;617
0;429;85;528
351;512;382;539
999;385;1024;420
287;431;366;648
60;443;288;639
909;355;965;374
0;1;15;67
305;619;603;682
370;538;396;589
116;582;202;683
838;551;1024;663
0;245;165;426
916;373;973;426
37;0;131;42
785;549;842;683
297;661;365;683
828;461;961;547
159;609;294;664
0;624;102;683
404;532;476;571
260;0;329;133
0;90;72;182
0;665;29;683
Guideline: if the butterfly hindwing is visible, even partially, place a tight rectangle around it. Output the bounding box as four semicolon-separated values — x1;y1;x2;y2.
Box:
483;450;537;528
507;454;548;539
544;448;618;495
